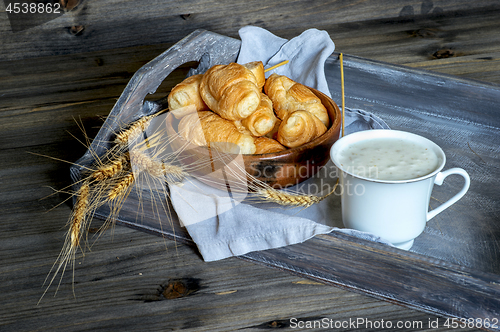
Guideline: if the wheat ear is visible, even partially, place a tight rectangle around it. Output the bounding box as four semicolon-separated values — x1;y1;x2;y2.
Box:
91;153;129;181
114;113;158;146
129;149;186;182
256;178;339;208
38;182;91;304
70;182;90;248
108;172;135;201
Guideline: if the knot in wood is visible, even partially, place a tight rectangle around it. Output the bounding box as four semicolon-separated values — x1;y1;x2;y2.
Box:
433;48;454;59
161;278;201;299
69;25;85;36
163;280;187;299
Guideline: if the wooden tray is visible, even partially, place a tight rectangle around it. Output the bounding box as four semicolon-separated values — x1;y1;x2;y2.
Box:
71;30;500;330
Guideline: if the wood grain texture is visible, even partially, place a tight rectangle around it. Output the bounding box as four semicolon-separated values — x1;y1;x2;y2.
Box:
2;1;500;331
1;0;500;62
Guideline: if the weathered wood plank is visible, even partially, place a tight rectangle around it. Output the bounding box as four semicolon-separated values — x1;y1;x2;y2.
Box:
0;46;194;150
1;0;500;61
332;7;500;83
405;53;500;83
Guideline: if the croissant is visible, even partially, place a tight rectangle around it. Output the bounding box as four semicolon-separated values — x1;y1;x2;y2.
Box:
232;119;254;136
178;111;256;154
199;62;262;121
167;74;209;119
254;137;287;154
277;110;327;148
239;93;278;136
264;73;330;127
264;118;281;140
242;61;265;89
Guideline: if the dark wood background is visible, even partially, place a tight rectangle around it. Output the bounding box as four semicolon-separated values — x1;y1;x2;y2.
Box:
1;0;500;331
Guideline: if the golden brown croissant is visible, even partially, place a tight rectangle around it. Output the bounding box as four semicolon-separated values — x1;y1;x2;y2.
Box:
239;93;278;136
167;74;209;119
254;137;287;154
277;110;327;148
199;63;262;121
178;111;256;154
264;73;330;126
242;61;265;90
232;119;254;136
264;118;281;140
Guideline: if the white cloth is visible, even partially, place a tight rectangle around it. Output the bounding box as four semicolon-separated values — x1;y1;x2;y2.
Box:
169;27;391;261
237;26;335;97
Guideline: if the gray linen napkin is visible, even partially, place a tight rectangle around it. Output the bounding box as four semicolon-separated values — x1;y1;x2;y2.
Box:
237;26;334;97
169;27;391;261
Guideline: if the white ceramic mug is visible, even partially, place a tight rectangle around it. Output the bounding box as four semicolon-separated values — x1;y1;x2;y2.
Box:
330;129;470;250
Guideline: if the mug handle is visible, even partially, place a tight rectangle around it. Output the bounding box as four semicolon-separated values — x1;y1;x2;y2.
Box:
427;168;470;221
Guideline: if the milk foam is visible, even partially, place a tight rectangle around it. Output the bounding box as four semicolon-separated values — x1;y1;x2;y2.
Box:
338;137;440;181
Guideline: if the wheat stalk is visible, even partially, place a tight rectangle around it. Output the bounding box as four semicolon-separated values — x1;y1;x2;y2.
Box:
38;182;92;304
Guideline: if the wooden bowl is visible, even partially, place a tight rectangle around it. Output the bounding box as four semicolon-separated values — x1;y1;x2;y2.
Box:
165;88;341;189
243;88;341;188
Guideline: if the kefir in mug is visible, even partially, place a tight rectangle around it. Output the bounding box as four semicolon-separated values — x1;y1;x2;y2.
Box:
330;129;470;250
